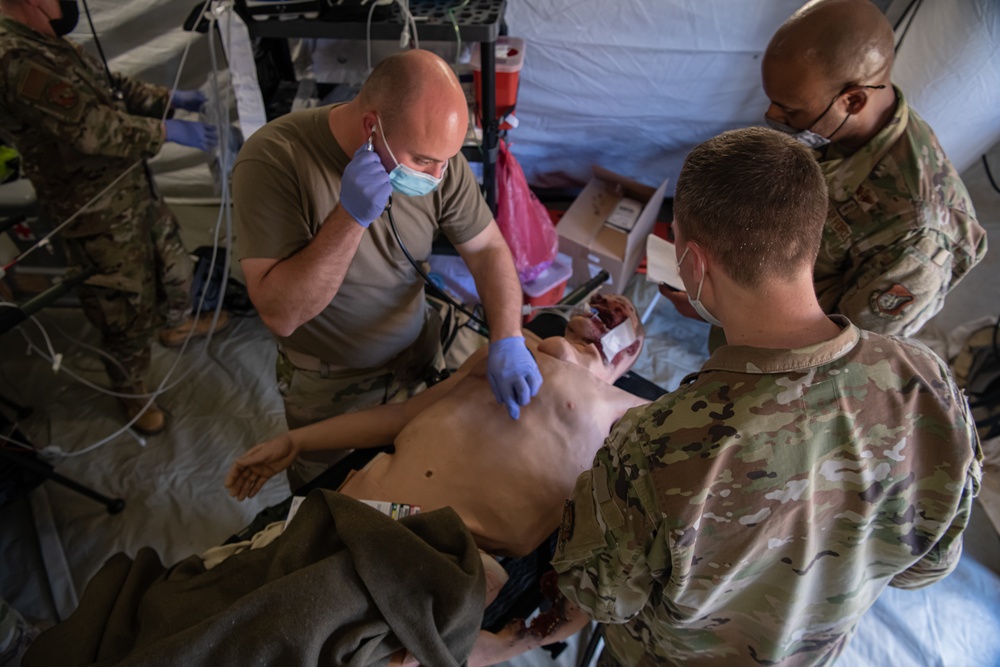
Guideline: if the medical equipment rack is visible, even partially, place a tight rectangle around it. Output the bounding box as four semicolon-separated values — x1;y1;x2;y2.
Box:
220;0;508;214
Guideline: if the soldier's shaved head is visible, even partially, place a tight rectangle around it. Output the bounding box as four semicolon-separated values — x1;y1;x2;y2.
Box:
357;49;467;135
766;0;895;91
761;0;899;151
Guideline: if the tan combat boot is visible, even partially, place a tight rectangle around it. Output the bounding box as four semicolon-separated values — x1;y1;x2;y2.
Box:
118;383;167;436
159;310;230;348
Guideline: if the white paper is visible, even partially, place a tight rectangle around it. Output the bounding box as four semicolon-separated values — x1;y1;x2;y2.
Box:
645;233;683;290
283;495;305;529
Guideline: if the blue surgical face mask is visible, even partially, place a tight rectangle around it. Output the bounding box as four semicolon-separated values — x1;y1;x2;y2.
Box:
677;246;723;327
376;115;445;197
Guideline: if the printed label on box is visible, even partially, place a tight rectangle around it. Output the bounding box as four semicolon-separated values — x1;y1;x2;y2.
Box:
604;198;643;232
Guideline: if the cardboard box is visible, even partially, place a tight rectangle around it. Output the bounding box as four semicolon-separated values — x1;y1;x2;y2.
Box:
557;166;668;294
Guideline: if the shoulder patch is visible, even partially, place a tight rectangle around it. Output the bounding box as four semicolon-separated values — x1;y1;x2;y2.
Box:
870;283;914;319
16;65;84;122
16;64;50;101
46;79;78;109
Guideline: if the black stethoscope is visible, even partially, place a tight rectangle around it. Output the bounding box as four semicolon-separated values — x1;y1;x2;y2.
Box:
365;132;489;330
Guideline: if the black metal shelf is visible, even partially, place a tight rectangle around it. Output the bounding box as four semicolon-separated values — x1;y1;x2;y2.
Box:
243;0;503;42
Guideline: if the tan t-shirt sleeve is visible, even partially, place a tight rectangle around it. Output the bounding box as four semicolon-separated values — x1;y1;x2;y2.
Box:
232;150;316;262
436;152;493;246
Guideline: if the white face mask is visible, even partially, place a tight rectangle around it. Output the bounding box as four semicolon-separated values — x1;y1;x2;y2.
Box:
677;246;723;327
376;114;446;197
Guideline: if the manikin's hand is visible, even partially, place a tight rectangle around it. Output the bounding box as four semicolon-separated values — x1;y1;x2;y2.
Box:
487;336;543;420
340;143;392;227
170;89;206;112
225;434;299;501
658;283;703;321
164;119;218;151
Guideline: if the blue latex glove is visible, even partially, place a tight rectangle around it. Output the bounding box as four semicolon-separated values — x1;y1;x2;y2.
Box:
487;336;543;420
340;144;392;228
164;119;218;151
170;89;206;112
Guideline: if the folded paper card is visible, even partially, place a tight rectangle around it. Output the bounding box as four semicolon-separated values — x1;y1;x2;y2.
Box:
645;234;683;290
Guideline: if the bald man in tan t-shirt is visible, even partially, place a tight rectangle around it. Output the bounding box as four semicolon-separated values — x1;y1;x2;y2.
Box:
226;294;647;558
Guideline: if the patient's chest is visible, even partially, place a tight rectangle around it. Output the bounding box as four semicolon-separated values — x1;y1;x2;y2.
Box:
368;356;618;555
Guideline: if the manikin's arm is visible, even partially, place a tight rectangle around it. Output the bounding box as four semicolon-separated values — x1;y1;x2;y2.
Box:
468;571;592;666
225;351;482;500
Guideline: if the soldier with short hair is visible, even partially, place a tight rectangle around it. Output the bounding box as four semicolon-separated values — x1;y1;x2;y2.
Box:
489;127;982;667
0;0;227;434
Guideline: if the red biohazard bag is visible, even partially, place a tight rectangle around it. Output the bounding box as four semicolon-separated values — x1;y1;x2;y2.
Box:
495;139;559;283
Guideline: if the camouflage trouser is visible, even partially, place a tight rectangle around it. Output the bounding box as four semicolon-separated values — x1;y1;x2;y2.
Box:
277;303;444;489
63;198;193;388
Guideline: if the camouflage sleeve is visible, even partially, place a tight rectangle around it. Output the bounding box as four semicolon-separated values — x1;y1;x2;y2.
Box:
71;45;170;119
112;72;170;119
891;394;983;590
835;223;954;337
552;416;664;624
2;50;164;160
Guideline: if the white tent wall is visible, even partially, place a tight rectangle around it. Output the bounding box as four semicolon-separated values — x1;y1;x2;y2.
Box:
504;0;1000;191
69;0;211;92
504;0;804;190
65;0;1000;196
891;0;1000;175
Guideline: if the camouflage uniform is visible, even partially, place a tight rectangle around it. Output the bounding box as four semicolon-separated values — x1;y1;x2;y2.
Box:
814;87;986;337
553;317;982;667
279;303;444;488
0;17;193;388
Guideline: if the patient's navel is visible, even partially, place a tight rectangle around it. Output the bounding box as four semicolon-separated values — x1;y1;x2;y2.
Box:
566;401;576;410
425;470;434;478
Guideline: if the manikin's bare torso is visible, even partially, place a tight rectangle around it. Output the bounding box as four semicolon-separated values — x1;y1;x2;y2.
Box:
339;338;645;556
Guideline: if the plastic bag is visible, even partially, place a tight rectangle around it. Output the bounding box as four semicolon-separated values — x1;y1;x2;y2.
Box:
495;139;559;283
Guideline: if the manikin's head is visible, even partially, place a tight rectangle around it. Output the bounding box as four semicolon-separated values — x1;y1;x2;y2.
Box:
553;293;645;383
672;127;827;308
354;50;468;184
762;0;896;149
